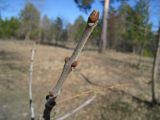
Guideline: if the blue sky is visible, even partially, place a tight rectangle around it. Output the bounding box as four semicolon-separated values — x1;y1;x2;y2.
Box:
1;0;103;23
0;0;159;30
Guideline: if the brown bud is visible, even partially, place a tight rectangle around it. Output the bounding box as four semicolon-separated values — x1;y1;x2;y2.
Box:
49;91;53;96
65;57;70;63
88;10;99;24
71;61;78;68
65;57;78;68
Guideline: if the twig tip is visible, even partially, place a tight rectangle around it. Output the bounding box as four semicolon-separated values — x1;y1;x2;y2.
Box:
88;10;99;26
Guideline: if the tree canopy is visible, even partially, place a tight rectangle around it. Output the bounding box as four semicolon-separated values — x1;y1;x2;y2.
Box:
19;2;40;40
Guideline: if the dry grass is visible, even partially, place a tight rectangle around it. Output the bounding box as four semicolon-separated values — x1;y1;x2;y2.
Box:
0;40;159;120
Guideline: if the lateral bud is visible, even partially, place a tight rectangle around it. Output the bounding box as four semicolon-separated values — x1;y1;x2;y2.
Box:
64;57;78;68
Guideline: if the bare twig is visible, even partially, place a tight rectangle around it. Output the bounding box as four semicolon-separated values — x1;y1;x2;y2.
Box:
55;95;96;120
29;43;36;120
43;10;99;120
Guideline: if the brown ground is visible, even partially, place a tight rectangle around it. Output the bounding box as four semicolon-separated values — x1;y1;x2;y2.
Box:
0;40;159;120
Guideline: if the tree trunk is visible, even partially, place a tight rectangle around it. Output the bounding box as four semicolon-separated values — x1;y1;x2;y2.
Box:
99;0;110;53
137;28;147;68
38;29;42;44
151;31;160;104
55;34;59;46
25;31;31;41
132;44;138;54
137;44;144;68
55;39;58;46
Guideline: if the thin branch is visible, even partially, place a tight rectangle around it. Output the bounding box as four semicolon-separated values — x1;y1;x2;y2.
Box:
29;43;36;120
55;95;96;120
51;10;99;97
43;10;99;120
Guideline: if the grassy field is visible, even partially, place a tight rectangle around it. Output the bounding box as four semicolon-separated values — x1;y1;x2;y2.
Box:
0;40;160;120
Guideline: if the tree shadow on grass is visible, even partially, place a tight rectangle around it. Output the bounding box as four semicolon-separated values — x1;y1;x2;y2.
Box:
0;50;21;61
79;71;160;108
118;90;160;108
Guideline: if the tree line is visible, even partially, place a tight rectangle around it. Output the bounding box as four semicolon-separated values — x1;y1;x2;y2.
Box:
0;1;158;56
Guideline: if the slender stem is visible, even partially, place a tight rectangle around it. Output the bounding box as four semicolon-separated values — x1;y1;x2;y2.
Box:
51;21;98;97
29;43;36;120
43;10;99;120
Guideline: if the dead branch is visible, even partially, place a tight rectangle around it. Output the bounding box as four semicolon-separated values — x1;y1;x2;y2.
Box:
43;10;99;120
29;43;36;120
55;95;96;120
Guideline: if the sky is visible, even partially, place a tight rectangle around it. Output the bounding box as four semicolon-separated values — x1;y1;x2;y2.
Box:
0;0;159;31
0;0;103;23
